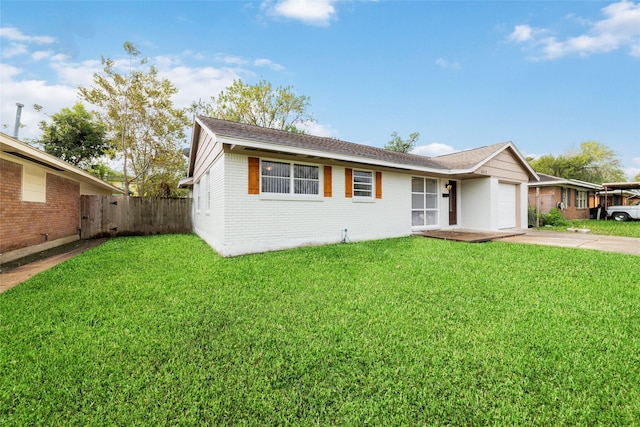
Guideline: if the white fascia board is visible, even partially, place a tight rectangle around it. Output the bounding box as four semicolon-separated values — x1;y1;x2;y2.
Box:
220;136;465;175
1;133;124;194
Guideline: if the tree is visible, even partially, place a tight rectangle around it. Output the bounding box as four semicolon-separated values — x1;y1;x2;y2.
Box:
384;131;420;153
192;79;313;132
37;103;113;168
634;172;640;182
528;141;625;184
79;42;189;195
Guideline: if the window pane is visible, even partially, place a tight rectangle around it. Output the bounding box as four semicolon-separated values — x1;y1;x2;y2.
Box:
293;164;319;195
262;177;290;193
412;194;424;209
353;170;372;197
412;177;424;193
294;179;319;195
425;211;437;225
412;211;424;226
262;161;290;177
294;164;318;180
426;179;437;193
426;194;437;209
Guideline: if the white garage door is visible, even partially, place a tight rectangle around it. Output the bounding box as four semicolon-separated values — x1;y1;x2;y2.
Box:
498;183;517;229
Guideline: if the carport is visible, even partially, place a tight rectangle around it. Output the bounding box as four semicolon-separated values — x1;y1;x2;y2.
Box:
601;182;640;207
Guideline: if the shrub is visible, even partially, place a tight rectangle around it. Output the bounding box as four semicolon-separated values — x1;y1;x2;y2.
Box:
542;207;567;226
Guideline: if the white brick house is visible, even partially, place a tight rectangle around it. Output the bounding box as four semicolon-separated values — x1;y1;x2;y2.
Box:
182;117;538;257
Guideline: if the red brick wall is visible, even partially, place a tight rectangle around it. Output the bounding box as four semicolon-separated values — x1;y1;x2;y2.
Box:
0;158;80;253
528;186;592;220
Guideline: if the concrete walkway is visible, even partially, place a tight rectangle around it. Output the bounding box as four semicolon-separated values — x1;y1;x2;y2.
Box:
498;229;640;256
0;238;108;293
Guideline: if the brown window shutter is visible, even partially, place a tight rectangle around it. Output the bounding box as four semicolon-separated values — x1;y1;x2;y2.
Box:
248;157;260;194
324;166;332;197
376;171;382;199
345;168;353;198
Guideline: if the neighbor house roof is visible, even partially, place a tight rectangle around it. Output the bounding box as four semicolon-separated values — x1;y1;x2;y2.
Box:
529;173;602;190
0;132;124;194
187;116;538;180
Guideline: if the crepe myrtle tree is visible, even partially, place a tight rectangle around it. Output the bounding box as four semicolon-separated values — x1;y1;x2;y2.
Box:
79;42;190;195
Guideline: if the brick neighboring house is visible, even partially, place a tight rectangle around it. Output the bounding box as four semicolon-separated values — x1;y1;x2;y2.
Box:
528;173;603;220
1;132;123;264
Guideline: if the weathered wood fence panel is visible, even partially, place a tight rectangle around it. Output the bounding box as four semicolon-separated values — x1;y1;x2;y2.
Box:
80;195;192;239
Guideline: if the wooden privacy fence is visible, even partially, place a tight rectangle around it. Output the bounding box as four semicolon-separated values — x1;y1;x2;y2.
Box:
80;195;192;239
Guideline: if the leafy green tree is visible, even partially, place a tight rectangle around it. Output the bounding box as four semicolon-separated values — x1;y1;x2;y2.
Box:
79;42;189;196
37;103;113;168
144;148;188;198
192;79;313;133
528;141;625;184
634;172;640;182
384;131;420;153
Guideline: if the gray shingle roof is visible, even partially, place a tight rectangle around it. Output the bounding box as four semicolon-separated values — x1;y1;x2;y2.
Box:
430;142;512;170
196;116;446;170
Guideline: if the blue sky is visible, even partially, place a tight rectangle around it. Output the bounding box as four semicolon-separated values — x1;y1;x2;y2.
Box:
1;0;639;179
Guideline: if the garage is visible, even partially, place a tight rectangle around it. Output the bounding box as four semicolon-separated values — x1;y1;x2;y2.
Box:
498;182;517;229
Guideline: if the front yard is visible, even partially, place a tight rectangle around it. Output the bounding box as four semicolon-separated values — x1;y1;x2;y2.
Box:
1;234;639;425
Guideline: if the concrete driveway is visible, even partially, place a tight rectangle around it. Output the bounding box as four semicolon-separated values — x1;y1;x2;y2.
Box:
498;229;640;256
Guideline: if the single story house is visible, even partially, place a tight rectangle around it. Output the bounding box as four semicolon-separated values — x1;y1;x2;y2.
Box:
528;173;603;220
182;116;539;257
0;132;123;264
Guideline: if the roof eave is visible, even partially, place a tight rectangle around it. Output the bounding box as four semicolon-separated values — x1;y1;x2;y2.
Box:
222;136;467;175
1;133;124;194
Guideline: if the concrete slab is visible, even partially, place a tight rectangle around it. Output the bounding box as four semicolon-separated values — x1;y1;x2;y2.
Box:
497;229;640;256
0;239;108;293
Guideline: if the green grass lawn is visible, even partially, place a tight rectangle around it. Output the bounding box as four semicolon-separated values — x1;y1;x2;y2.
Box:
539;219;640;238
1;234;639;425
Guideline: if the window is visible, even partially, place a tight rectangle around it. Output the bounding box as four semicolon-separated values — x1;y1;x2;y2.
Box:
412;177;438;227
353;170;373;198
576;191;587;209
195;181;200;212
22;163;46;203
261;160;319;195
206;171;211;212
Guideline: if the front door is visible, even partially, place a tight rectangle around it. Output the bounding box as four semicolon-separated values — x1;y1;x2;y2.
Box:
448;181;457;225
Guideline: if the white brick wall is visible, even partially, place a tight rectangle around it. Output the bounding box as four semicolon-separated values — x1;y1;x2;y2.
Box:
192;151;530;256
196;153;416;256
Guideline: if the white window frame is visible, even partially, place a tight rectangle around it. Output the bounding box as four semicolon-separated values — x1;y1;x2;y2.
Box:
206;171;211;213
576;190;587;209
195;181;201;213
261;159;320;197
353;169;373;199
411;177;439;228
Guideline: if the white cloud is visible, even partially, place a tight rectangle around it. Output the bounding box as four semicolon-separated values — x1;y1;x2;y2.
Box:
254;58;285;71
263;0;336;26
632;156;640;165
508;0;640;59
1;42;28;58
412;143;456;157
298;120;336;137
0;63;78;140
435;58;460;69
508;24;534;42
32;50;52;61
0;27;56;44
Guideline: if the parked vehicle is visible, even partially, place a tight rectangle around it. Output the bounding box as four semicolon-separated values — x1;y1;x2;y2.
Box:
607;200;640;221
